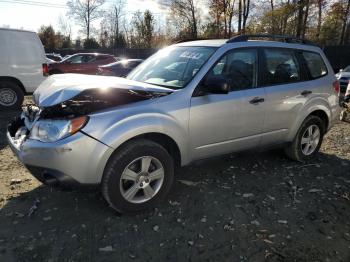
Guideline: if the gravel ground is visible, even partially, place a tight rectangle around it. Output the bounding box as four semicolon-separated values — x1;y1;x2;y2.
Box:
0;101;350;262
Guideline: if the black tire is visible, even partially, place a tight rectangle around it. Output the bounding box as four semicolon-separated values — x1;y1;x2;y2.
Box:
0;80;24;110
49;69;63;75
284;115;325;162
101;139;174;214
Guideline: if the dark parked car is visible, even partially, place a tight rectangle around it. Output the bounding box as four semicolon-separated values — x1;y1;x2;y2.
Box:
97;59;144;77
49;53;117;75
46;53;62;62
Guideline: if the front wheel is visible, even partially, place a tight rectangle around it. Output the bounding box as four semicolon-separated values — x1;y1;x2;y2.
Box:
101;139;174;214
284;115;325;162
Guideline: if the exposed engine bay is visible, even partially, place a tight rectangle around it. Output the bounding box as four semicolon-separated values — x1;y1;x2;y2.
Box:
38;88;171;118
8;87;171;147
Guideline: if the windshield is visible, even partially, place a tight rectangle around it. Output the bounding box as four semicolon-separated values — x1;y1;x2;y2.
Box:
127;46;217;89
344;66;350;72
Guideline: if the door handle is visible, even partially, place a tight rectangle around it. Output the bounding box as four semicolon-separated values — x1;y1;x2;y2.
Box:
249;97;265;105
301;90;312;96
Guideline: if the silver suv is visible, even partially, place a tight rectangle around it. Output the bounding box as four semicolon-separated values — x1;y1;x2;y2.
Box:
7;35;340;213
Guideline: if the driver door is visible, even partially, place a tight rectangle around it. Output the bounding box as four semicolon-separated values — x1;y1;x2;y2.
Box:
189;48;266;160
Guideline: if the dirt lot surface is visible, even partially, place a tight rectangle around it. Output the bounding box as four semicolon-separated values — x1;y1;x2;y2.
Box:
0;103;350;262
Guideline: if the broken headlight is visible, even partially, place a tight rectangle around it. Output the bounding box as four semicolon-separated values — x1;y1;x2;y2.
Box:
29;116;88;142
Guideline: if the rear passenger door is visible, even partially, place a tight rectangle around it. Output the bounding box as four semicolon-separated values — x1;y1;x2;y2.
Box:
259;48;312;146
189;48;266;160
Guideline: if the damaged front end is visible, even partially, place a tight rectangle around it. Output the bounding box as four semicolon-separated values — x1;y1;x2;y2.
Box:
7;75;174;186
9;79;172;145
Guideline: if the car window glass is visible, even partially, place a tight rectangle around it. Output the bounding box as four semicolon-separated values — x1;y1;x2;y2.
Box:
206;49;257;91
302;52;327;79
344;66;350;72
96;56;108;61
263;49;300;85
66;55;84;64
84;55;96;63
127;46;217;89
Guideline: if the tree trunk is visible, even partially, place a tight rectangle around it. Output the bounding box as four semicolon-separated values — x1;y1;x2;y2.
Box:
270;0;275;34
238;0;242;33
190;0;197;38
242;0;250;34
316;0;322;41
340;0;350;45
302;0;309;38
87;0;90;39
296;0;304;38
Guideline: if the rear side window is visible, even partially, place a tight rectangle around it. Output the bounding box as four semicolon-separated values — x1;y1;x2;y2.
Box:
96;55;109;61
262;48;301;86
302;51;327;79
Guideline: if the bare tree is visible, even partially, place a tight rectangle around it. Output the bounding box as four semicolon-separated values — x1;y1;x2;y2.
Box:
242;0;251;33
316;0;326;41
58;15;72;38
107;0;126;48
67;0;105;39
170;0;199;39
340;0;350;44
208;0;236;37
238;0;242;33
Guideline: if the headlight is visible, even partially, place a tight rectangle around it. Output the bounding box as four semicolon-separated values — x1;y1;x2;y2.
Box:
30;116;88;142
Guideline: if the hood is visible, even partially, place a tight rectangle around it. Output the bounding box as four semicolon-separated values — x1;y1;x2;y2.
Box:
33;74;173;107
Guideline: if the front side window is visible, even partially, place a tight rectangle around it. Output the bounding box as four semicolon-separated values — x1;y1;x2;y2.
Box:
66;55;84;64
206;48;258;91
127;46;217;89
84;55;97;63
263;49;300;85
302;51;327;79
344;66;350;72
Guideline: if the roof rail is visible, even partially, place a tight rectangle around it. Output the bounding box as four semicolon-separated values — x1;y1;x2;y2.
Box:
226;34;316;46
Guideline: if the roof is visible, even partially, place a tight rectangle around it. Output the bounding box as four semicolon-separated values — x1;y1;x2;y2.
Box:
177;39;227;47
71;53;114;56
0;27;36;34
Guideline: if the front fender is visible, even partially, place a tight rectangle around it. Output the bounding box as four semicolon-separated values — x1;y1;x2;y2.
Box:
84;112;190;166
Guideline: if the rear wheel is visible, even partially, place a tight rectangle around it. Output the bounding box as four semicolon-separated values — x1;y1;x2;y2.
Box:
101;139;174;214
284;115;325;162
49;69;63;75
0;80;24;110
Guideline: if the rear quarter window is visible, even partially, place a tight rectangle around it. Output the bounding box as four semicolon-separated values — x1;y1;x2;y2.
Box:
302;51;327;79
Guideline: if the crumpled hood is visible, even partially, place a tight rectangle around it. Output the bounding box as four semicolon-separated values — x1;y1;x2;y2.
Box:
33;74;173;107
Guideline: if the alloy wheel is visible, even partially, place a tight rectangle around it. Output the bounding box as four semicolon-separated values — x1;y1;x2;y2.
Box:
301;124;320;155
119;156;165;204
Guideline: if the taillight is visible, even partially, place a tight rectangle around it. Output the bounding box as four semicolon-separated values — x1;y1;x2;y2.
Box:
333;80;340;94
42;63;49;76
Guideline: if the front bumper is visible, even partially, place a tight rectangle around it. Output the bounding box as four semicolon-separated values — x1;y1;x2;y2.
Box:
7;118;113;186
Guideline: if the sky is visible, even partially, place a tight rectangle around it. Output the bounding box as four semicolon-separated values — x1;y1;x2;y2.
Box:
0;0;170;38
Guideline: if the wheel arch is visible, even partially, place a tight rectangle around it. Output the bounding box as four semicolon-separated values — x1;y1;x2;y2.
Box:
106;132;182;170
0;76;26;94
287;105;331;141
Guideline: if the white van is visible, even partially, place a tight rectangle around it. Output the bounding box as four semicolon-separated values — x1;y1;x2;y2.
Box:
0;28;47;109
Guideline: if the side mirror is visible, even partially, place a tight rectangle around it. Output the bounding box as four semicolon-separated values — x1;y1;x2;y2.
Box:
203;76;230;94
340;69;343;73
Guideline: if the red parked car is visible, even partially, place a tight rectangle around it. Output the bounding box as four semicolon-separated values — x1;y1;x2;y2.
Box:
97;59;144;77
48;53;117;75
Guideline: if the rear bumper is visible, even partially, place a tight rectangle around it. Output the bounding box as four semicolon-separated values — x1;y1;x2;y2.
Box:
7;119;113;186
